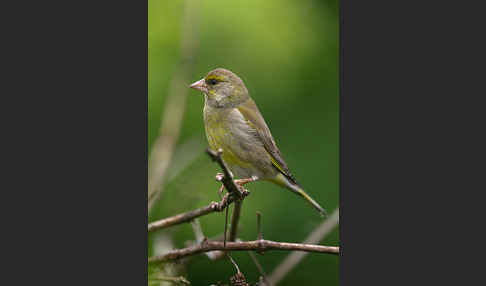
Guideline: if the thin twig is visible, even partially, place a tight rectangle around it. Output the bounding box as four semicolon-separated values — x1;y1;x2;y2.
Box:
247;211;269;285
229;200;243;242
206;149;245;198
149;275;191;285
190;218;222;260
148;240;339;263
148;0;200;212
227;255;249;286
151;232;186;286
248;251;269;285
206;148;248;244
267;208;340;285
227;254;241;274
224;203;230;247
191;219;205;243
148;192;241;232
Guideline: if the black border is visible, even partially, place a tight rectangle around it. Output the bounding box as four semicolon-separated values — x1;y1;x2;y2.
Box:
6;1;149;284
6;0;482;284
340;0;484;284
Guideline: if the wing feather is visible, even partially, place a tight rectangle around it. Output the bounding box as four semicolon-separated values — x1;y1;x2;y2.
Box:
237;98;299;185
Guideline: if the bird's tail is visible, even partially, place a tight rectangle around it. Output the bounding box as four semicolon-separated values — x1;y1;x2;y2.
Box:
288;183;328;217
270;173;327;217
272;175;326;217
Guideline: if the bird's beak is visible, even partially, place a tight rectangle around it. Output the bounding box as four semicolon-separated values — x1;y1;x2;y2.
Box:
189;78;207;94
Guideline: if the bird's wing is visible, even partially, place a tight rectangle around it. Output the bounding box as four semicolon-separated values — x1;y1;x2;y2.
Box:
237;98;299;185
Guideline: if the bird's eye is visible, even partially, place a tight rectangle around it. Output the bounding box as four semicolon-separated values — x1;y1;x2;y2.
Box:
208;79;218;85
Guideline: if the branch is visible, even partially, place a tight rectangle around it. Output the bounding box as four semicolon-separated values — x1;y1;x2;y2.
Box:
148;192;244;232
206;148;247;244
149;275;191;285
228;201;243;242
148;240;339;264
267;208;340;285
248;251;268;284
227;255;249;286
256;211;263;240
247;211;269;284
148;148;251;259
206;148;245;198
191;218;223;260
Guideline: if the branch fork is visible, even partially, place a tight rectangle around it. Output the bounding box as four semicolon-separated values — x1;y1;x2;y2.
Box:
148;149;340;284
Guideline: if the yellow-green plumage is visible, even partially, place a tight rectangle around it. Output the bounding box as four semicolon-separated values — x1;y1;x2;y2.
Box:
190;68;326;216
204;107;255;171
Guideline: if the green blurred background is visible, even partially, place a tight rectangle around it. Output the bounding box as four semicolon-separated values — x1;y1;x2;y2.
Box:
149;0;338;285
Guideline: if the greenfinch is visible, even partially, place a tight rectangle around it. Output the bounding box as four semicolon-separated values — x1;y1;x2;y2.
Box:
190;68;326;216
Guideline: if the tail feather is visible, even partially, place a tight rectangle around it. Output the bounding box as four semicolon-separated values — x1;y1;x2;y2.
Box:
291;185;328;217
283;179;327;217
270;173;327;217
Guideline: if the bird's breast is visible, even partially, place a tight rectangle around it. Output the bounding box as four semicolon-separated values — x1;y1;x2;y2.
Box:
203;105;270;178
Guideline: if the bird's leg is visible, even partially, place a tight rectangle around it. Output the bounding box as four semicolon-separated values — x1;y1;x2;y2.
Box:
215;173;257;198
234;176;259;186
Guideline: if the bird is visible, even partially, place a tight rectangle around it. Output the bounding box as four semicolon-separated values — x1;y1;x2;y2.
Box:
189;68;326;217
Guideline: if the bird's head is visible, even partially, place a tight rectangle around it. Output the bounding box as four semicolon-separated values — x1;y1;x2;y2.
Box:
190;68;249;108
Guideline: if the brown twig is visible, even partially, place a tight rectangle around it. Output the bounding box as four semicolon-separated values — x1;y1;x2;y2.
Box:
206;148;245;198
256;211;263;240
191;218;205;243
248;251;268;284
227;254;242;274
228;200;243;242
227;255;249;286
267;208;340;285
148;192;241;232
148;148;251;265
247;211;269;284
190;218;223;260
149;275;191;285
148;240;339;263
224;203;230;247
206;148;247;244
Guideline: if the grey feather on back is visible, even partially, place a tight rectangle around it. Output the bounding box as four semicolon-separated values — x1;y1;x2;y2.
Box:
237;97;299;186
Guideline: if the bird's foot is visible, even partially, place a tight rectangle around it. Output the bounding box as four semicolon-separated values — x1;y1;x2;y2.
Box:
216;175;257;199
234;176;259;186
